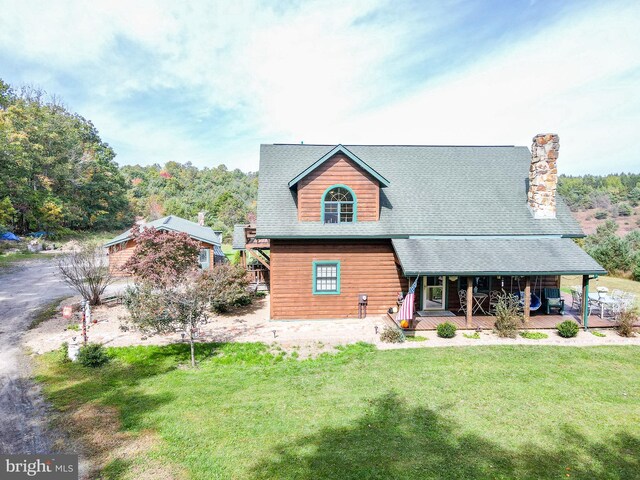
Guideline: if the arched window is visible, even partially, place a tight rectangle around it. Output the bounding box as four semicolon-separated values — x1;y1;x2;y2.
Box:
322;185;356;223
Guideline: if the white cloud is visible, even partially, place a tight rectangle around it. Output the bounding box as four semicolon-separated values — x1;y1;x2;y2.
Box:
1;0;639;174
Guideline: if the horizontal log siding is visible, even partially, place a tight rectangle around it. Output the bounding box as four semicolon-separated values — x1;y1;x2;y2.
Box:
270;239;406;319
297;154;379;221
446;275;560;311
108;239;216;277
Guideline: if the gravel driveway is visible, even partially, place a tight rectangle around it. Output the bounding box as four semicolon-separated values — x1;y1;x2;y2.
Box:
0;257;73;454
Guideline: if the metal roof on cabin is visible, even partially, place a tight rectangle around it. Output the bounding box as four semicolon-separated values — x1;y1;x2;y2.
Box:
104;215;221;247
256;144;583;238
232;224;248;250
392;238;606;276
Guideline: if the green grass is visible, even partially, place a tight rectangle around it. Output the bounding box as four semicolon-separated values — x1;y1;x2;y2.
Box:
35;343;640;480
0;250;43;267
591;331;607;337
405;335;428;342
520;331;549;340
463;332;481;339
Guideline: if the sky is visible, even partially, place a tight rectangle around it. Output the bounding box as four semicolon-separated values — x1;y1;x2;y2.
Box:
1;0;639;175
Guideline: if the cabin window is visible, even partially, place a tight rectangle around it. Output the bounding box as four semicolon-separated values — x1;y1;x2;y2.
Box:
313;261;341;294
322;185;356;224
199;248;210;270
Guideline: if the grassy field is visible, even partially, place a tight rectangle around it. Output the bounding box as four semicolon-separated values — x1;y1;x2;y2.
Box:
35;343;640;480
562;275;640;298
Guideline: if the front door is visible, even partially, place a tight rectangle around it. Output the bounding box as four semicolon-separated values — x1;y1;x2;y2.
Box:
422;276;446;310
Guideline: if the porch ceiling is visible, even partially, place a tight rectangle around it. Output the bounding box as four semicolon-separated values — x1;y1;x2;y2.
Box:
391;237;607;276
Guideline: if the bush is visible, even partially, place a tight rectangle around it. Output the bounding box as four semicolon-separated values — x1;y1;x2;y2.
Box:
618;203;632;216
520;331;548;340
59;342;71;363
198;264;251;313
436;322;456;338
594;210;608;220
556;320;579;338
617;309;639;337
380;325;405;343
493;292;523;338
76;343;110;367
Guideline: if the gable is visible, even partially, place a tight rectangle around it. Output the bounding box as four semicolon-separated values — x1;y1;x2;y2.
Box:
297;153;380;222
288;144;390;188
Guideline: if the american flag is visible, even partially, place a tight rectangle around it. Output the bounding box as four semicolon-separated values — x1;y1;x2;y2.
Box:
397;277;419;322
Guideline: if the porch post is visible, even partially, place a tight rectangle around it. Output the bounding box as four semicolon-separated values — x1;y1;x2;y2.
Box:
466;276;473;327
524;276;531;323
582;274;589;330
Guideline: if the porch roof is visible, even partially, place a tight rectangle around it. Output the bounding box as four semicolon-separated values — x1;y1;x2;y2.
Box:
391;237;607;276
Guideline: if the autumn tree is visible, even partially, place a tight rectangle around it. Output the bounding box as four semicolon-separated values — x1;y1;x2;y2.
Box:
122;226;200;288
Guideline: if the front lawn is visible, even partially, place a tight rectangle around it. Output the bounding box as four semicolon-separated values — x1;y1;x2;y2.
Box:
36;344;640;479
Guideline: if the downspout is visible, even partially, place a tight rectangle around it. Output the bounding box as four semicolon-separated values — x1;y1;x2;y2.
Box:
582;274;599;330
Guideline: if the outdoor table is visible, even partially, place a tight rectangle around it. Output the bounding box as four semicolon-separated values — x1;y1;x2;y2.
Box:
588;293;616;319
472;293;488;314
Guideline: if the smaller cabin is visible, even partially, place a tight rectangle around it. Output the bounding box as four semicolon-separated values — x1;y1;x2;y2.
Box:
105;215;225;276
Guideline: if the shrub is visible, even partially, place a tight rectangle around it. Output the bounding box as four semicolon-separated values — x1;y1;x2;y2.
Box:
59;342;71;363
594;210;608;220
556;320;579;338
617;309;639;337
591;331;606;337
380;325;405;343
405;335;427;342
520;331;548;340
493;292;523;338
76;343;110;367
198;264;251;313
463;332;480;339
57;242;113;305
436;322;456;338
618;203;632;216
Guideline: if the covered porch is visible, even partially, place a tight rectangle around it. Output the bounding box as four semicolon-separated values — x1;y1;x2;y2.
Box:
391;237;608;330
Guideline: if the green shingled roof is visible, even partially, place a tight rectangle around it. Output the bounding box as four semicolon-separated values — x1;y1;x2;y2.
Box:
256;144;584;239
104;216;221;247
392;238;606;276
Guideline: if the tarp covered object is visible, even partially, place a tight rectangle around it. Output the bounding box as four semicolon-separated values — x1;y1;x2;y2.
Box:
1;232;20;241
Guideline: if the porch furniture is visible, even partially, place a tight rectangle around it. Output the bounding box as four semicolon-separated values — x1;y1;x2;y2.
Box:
458;289;467;314
570;286;582;312
488;290;501;314
518;291;542;312
472;292;488;314
588;293;616;319
543;288;565;315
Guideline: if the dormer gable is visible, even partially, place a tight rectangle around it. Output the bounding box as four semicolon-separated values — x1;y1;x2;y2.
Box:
292;145;386;222
288;144;390;188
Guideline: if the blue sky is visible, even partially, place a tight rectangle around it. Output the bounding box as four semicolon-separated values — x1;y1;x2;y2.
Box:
1;0;639;174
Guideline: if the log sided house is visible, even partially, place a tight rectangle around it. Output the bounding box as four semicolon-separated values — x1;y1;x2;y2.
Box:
105;215;225;276
256;135;606;325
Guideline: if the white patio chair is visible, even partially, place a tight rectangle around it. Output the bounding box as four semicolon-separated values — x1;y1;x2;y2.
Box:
458;289;467;314
570;287;582;312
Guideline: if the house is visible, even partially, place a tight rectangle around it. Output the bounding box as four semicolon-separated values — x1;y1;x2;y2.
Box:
105;214;225;276
256;134;606;325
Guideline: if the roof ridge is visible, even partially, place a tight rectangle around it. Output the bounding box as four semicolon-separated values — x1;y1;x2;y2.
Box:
269;143;518;148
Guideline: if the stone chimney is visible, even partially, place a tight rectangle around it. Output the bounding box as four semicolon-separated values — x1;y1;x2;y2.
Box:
198;211;206;226
528;133;559;219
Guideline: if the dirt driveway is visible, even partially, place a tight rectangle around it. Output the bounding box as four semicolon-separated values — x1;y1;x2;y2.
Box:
0;257;73;454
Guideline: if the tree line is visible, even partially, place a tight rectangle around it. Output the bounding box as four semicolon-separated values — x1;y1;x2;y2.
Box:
0;78;257;241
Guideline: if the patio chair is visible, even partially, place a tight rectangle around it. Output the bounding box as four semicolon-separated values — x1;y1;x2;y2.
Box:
458;289;467;314
570;287;582;312
543;288;565;315
488;290;501;314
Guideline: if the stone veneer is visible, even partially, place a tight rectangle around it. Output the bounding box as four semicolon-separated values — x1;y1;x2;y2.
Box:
528;133;559;219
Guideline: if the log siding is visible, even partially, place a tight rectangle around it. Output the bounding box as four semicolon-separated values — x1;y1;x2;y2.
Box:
270;239;406;319
297;154;380;222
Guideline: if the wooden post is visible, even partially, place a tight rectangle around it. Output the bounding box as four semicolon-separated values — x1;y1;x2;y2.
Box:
466;276;473;328
582;274;589;330
524;276;531;324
